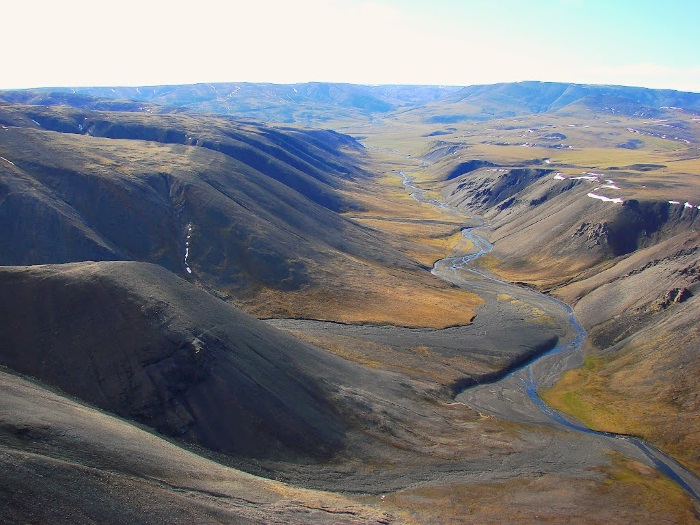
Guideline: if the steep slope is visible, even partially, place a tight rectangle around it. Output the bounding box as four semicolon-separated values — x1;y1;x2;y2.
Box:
442;165;699;286
0;103;479;325
0;367;392;524
0;261;358;460
0;102;366;213
542;232;700;473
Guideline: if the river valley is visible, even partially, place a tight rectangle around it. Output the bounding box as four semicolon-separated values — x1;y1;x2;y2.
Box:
267;169;700;504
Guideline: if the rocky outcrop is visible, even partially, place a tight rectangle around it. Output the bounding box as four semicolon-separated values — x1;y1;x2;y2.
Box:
572;222;611;247
652;287;693;311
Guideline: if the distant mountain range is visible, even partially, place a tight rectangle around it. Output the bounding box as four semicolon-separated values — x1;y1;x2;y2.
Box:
2;81;699;124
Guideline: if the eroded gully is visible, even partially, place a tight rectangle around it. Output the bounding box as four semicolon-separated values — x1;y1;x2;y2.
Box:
402;172;700;502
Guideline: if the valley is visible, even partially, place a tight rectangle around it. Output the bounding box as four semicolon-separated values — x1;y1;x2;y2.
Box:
1;81;699;523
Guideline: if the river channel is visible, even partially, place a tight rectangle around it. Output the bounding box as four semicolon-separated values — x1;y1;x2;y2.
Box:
402;172;700;502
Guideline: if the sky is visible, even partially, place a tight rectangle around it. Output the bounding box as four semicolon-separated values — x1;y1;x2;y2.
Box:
4;0;700;92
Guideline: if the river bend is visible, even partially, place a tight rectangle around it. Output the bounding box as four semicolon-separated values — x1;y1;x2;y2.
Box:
402;172;700;502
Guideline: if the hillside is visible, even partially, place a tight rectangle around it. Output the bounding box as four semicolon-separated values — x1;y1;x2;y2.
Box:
0;261;355;460
0;365;393;524
0;102;479;326
401;81;700;123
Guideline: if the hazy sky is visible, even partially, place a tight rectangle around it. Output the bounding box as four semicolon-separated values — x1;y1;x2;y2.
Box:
5;0;699;91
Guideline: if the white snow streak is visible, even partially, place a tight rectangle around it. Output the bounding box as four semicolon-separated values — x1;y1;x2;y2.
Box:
184;223;193;274
587;192;624;204
546;168;690;209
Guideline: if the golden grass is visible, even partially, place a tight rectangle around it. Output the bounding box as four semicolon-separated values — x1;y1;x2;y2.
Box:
549;147;672;168
496;293;556;326
354;219;468;267
599;453;699;521
338;110;700;328
541;349;700;476
344;178;463;224
475;252;596;290
247;263;482;328
280;154;485;328
540;356;634;432
377;460;699;525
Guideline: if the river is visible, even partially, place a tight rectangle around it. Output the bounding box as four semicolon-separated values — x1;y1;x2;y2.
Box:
402;172;700;502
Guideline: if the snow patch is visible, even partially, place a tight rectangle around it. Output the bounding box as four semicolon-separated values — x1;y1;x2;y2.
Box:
0;156;15;166
184;223;193;274
553;173;566;180
684;202;694;209
669;200;681;205
588;192;624;204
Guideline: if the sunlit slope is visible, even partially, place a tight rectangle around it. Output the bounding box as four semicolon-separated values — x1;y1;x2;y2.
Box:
543;231;700;474
385;81;700;124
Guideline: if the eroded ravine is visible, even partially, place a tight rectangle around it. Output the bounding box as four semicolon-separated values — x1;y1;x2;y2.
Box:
404;173;700;502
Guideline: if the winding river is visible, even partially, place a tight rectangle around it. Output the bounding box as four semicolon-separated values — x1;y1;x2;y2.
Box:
402;172;700;502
